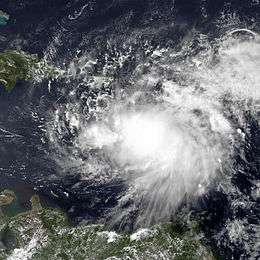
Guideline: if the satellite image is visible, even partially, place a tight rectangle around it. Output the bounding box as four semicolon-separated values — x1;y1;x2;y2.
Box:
0;0;259;259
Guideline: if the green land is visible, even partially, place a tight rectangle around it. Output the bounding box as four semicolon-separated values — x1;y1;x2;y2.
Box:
0;191;216;260
0;50;38;91
0;49;64;91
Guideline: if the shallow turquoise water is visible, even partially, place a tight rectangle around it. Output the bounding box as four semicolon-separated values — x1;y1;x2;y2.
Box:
0;16;8;26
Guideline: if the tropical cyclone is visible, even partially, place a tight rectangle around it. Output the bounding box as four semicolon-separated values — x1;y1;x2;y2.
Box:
78;96;231;226
46;25;260;258
1;1;260;258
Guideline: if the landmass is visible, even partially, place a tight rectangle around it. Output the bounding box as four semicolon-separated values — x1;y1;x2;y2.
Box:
0;50;38;91
0;190;216;260
0;49;64;91
0;190;15;217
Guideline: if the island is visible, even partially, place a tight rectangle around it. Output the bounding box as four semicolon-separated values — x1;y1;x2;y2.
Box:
0;49;64;91
0;50;39;91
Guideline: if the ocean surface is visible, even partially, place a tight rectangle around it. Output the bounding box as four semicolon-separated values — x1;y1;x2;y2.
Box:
0;1;260;259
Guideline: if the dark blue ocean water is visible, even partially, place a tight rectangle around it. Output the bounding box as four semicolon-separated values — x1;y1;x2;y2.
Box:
0;1;260;259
